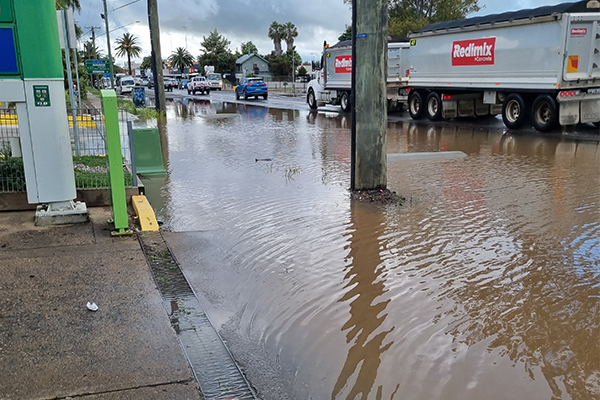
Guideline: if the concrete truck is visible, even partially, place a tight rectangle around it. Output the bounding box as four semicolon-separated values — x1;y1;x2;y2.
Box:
306;39;411;113
405;0;600;131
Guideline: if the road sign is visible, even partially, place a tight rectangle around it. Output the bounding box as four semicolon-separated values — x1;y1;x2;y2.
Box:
85;59;110;74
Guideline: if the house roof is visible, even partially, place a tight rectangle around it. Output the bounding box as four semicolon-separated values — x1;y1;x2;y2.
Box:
414;1;594;34
236;53;269;65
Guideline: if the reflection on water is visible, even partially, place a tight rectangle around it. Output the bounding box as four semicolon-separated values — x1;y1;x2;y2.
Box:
149;100;600;400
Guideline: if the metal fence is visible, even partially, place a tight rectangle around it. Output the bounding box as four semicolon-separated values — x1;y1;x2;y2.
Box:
0;107;135;193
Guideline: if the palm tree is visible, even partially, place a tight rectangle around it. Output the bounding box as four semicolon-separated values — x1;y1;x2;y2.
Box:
82;41;103;60
114;33;142;75
168;47;194;73
55;0;80;11
268;21;284;57
283;22;298;52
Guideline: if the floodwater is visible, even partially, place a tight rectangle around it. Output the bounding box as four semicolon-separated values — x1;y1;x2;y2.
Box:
143;99;600;400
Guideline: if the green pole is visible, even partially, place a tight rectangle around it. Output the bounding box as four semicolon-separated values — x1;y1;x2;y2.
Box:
101;90;129;233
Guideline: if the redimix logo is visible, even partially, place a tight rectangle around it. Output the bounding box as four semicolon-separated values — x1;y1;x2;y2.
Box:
570;28;587;36
452;38;496;66
334;56;352;73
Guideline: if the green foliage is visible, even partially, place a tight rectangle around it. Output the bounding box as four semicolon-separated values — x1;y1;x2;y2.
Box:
338;25;352;41
198;30;235;73
82;42;103;59
117;98;162;120
140;56;152;70
268;21;284;56
388;0;481;38
265;54;289;76
55;0;81;11
0;155;26;192
282;22;298;52
297;65;307;76
168;47;194;72
240;41;259;55
115;33;142;75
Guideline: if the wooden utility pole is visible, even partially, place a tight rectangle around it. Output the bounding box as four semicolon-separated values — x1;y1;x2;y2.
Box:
351;0;388;190
147;0;166;116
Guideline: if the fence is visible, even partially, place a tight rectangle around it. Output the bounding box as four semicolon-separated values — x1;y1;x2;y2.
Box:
0;106;135;194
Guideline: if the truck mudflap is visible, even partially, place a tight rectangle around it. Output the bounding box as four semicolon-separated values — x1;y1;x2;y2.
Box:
558;92;600;125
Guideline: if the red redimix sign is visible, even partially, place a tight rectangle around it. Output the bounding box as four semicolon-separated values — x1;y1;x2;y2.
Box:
334;56;352;73
452;38;496;66
571;28;587;36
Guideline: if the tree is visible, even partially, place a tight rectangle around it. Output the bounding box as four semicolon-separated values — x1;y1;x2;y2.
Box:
268;21;284;56
114;33;142;75
82;41;103;59
198;29;235;73
140;56;152;71
240;41;258;55
297;65;307;77
55;0;80;11
282;22;298;52
338;25;352;41
168;47;194;73
388;0;481;38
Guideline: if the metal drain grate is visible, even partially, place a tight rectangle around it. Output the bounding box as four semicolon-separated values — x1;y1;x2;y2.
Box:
140;232;258;400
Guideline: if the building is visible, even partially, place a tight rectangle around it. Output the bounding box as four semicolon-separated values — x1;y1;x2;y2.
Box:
235;54;271;80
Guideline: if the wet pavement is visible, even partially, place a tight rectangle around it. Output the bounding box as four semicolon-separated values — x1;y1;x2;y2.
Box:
139;98;599;400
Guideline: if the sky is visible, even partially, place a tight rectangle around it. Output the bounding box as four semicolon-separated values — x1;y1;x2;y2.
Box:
74;0;569;69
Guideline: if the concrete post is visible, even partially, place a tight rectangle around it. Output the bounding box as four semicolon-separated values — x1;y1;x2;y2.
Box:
351;0;388;190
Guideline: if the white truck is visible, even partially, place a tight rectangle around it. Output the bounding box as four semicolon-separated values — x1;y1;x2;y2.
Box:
306;40;411;113
205;65;223;91
405;0;600;131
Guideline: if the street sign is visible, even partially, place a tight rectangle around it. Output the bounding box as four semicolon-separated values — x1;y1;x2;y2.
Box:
85;59;110;74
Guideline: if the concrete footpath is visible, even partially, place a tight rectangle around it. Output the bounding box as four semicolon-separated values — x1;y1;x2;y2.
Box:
0;207;201;399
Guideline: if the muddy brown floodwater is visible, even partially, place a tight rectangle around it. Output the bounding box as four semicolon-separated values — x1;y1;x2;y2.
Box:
140;99;599;400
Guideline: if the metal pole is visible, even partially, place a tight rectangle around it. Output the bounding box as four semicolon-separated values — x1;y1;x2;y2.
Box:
62;9;80;156
102;0;116;89
350;0;357;190
73;46;82;110
148;0;166;116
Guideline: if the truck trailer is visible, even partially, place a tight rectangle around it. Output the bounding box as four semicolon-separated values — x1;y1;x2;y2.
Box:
406;0;600;131
306;40;411;113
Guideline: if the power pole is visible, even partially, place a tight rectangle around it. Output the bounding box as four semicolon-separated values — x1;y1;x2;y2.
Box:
85;26;101;88
351;0;388;190
148;0;166;116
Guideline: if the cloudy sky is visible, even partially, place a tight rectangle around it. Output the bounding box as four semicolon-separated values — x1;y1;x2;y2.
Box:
74;0;568;68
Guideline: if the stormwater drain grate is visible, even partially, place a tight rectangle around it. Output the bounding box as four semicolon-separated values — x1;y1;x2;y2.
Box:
139;232;258;400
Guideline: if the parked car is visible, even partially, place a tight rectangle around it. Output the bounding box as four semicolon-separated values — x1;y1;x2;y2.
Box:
164;78;177;92
187;76;210;95
179;79;190;90
235;77;268;100
117;77;135;95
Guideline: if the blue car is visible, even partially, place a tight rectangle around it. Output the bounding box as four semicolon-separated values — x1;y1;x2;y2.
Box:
235;77;268;100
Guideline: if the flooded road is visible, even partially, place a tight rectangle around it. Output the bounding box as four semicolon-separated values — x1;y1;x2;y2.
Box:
143;99;599;400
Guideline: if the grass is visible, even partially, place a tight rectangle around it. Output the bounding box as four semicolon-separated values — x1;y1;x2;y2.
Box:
117;98;162;120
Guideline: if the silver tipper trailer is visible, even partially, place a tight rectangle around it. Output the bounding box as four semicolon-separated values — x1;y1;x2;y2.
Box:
406;0;600;131
306;40;410;113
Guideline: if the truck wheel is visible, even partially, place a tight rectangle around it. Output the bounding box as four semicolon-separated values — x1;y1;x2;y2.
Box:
340;91;351;113
502;93;528;129
426;92;443;121
531;94;558;132
307;89;317;110
193;90;197;95
408;91;425;120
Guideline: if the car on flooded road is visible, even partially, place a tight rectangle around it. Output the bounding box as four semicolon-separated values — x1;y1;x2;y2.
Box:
235;77;268;100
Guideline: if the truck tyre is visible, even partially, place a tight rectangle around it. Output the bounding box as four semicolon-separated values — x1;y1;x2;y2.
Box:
531;94;558;132
340;91;351;113
307;90;317;110
502;93;528;129
193;90;197;95
426;92;443;121
408;91;426;120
